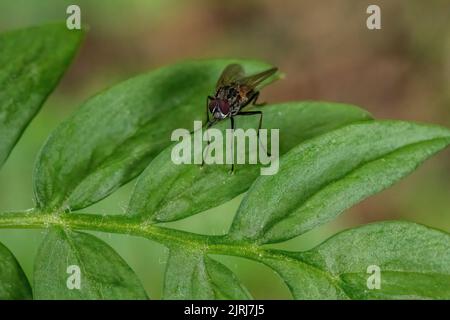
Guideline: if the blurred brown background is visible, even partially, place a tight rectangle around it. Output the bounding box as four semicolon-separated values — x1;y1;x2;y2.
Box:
0;0;449;299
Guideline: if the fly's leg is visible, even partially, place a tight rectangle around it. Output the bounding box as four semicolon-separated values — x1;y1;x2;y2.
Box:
190;96;214;135
201;120;215;168
229;116;235;174
236;110;271;157
205;95;214;126
250;91;266;106
240;91;266;110
200;95;215;166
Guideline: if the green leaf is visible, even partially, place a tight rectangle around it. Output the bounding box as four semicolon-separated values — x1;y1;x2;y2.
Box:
33;228;148;300
294;221;450;299
259;252;347;299
230;121;450;244
128;101;371;222
33;59;279;212
0;241;32;300
0;23;83;168
163;246;251;299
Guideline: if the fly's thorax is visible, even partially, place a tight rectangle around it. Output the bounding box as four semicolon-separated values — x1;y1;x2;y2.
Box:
220;85;242;101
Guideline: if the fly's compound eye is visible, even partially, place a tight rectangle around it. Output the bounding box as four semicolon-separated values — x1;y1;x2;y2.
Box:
208;100;217;113
218;100;230;115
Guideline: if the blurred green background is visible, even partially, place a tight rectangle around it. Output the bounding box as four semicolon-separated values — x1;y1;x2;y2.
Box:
0;0;449;299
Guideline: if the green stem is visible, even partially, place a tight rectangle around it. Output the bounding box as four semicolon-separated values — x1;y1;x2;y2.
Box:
0;210;340;299
0;210;279;261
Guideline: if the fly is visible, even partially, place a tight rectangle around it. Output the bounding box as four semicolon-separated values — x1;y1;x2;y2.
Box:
203;63;278;172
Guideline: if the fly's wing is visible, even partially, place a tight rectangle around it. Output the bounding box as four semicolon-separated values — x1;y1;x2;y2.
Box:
216;64;245;89
237;67;278;90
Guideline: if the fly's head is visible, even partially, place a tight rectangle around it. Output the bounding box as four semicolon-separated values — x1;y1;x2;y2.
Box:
208;98;230;120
